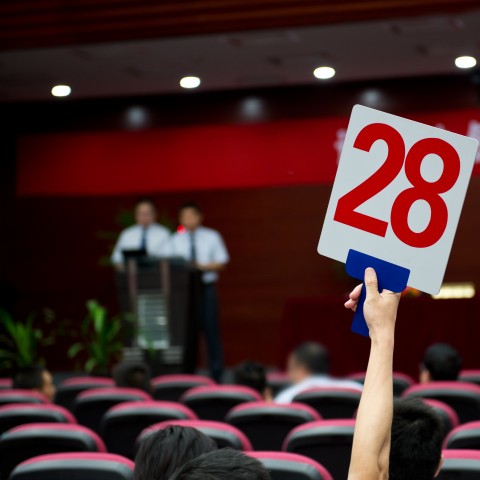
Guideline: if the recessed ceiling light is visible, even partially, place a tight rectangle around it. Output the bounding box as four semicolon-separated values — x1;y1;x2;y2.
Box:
51;85;72;97
313;66;336;80
180;76;201;89
455;56;477;69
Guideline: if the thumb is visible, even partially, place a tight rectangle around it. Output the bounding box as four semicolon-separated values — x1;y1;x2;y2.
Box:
364;267;379;300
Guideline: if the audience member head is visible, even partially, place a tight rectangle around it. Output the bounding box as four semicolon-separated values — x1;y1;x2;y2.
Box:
168;448;270;480
112;361;151;392
287;342;329;384
389;397;443;480
179;202;203;231
12;365;56;402
420;343;462;382
233;360;272;401
135;425;217;480
135;198;157;227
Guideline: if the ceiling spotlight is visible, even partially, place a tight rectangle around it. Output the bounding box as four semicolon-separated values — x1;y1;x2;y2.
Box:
51;85;72;97
180;76;201;89
313;66;336;80
455;56;477;69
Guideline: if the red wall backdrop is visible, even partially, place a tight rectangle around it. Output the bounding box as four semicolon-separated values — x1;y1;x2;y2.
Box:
3;75;480;375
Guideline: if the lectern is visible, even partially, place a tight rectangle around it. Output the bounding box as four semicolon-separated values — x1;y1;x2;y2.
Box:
115;257;200;374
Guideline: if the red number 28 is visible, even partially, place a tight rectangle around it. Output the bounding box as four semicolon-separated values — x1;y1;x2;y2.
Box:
333;123;460;248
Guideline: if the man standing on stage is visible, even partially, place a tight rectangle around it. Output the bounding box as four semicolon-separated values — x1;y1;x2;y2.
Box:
170;202;229;382
111;198;171;268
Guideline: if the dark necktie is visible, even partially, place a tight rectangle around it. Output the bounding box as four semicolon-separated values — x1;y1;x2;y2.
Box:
140;227;148;251
189;231;197;262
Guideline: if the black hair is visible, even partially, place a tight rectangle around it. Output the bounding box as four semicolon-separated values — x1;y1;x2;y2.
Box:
233;361;267;395
422;343;463;381
389;397;443;480
135;426;216;480
12;365;46;390
178;201;202;214
135;197;157;210
168;448;270;480
112;361;151;392
292;342;329;375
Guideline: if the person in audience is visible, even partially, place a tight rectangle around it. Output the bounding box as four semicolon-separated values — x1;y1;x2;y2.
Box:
233;360;273;401
168;448;270;480
275;341;362;403
12;365;56;402
111;198;171;268
112;361;152;392
134;425;217;480
345;268;444;480
169;201;229;383
420;343;462;383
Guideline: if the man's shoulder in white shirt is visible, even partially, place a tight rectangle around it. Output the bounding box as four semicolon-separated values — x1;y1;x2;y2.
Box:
275;375;363;404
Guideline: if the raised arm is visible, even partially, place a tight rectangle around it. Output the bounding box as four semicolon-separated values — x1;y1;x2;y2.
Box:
346;268;400;480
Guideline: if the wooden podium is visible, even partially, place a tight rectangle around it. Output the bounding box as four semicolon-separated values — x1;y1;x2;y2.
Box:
115;257;201;374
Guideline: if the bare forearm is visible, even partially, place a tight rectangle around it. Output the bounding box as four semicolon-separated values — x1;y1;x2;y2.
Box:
196;262;226;272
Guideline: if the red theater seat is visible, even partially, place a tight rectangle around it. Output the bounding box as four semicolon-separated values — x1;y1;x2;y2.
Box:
0;389;49;406
74;387;151;433
266;372;291;396
0;403;76;435
444;421;480;450
248;452;333;480
459;370;480;386
9;452;134;480
55;376;114;411
181;385;262;421
0;423;106;479
437;450;480;479
403;382;480;424
293;387;361;419
226;401;320;451
348;371;415;396
0;378;12;390
283;419;355;480
424;399;459;436
138;419;252;451
152;374;215;402
102;401;197;459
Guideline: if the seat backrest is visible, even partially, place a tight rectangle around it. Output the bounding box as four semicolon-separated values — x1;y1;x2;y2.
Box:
444;421;480;450
404;382;480;424
424;399;460;437
0;378;12;390
293;387;362;419
0;422;106;479
0;389;49;406
138;419;253;451
181;385;262;421
437;450;480;479
55;376;114;411
266;372;291;396
284;419;355;480
459;370;480;386
0;403;76;435
74;387;152;433
226;402;320;451
348;371;415;396
152;374;215;401
10;452;134;480
102;400;197;459
248;452;333;480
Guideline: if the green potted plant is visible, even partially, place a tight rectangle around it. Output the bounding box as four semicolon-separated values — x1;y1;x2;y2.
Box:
0;308;55;370
68;300;124;374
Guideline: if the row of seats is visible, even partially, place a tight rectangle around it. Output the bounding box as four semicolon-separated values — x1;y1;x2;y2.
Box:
4;413;480;478
5;445;480;479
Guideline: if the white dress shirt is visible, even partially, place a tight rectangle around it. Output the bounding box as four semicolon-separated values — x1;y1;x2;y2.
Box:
275;375;363;404
111;223;171;264
169;226;229;283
